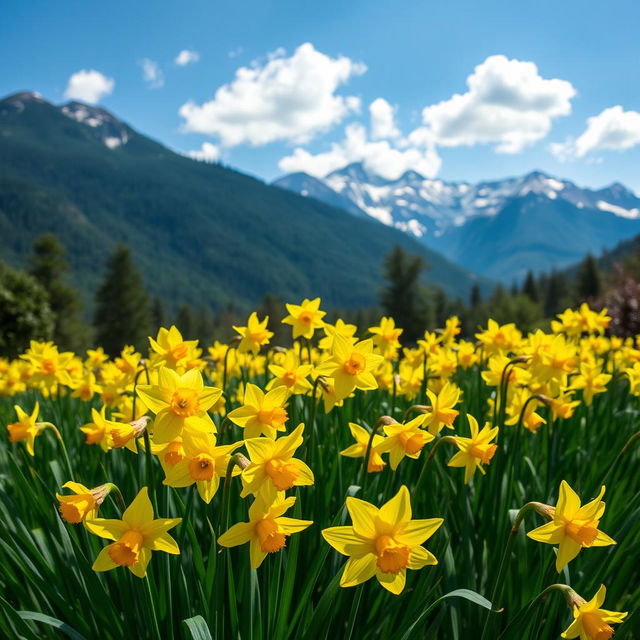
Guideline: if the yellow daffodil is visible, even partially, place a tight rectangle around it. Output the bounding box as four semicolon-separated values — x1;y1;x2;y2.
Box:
318;319;358;351
527;481;616;572
282;297;326;339
149;326;200;371
447;415;498;483
374;416;434;470
86;347;109;368
322;486;443;594
422;382;460;435
314;334;383;401
80;407;116;451
241;423;314;497
266;351;313;395
475;319;522;355
562;584;627;639
20;341;73;387
6;403;46;455
233;312;274;355
161;430;242;503
571;360;611;406
87;487;181;578
340;422;386;472
218;493;312;568
227;383;289;438
70;371;102;401
57;481;111;524
368;317;403;356
136;367;222;444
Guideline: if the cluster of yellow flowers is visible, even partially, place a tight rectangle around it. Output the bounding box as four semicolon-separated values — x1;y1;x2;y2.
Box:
2;298;633;637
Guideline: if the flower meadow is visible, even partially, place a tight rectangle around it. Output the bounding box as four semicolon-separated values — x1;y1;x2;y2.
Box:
1;300;639;639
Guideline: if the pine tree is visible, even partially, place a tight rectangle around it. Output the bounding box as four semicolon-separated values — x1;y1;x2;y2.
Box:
195;307;216;345
544;269;569;318
0;261;55;357
380;245;430;343
522;271;539;302
28;233;87;350
577;254;602;299
94;245;151;356
470;283;481;308
151;297;166;330
175;304;195;339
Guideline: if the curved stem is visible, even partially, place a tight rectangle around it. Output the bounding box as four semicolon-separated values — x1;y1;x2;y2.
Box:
414;436;456;498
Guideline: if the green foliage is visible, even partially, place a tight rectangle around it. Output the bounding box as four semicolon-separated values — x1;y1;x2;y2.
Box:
93;245;151;355
380;246;431;343
0;260;54;357
577;254;602;299
28;233;88;351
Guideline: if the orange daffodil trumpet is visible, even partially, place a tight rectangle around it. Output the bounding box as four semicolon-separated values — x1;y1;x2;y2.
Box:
527;481;615;572
562;585;627;640
241;423;314;498
218;493;312;569
322;486;443;594
447;415;498;484
136;367;221;444
57;481;114;524
314;333;383;401
87;487;181;578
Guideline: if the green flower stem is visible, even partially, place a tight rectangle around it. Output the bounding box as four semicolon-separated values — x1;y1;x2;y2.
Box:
480;501;550;640
414;435;456;500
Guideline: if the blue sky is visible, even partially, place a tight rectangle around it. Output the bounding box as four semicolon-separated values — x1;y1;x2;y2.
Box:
2;0;640;190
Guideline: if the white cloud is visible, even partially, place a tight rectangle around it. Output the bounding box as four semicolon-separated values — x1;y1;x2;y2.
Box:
141;58;164;89
278;122;441;180
369;98;400;139
418;54;575;153
550;106;640;160
64;69;114;104
175;50;200;66
178;43;366;146
188;142;220;163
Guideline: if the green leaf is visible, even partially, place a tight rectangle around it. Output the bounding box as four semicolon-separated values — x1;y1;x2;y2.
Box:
399;589;494;640
18;611;87;640
182;615;213;640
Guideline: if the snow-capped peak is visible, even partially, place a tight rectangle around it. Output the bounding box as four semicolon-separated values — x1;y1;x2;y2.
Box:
275;162;640;240
61;101;130;149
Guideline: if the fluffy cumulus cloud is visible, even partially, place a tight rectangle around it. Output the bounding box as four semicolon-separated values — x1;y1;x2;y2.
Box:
187;142;220;162
417;55;576;153
369;98;400;140
64;69;114;104
550;106;640;160
175;50;200;66
278;121;441;180
178;43;366;146
141;58;165;89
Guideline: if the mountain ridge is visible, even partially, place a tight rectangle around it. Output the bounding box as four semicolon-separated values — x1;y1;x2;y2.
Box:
274;162;640;280
0;91;487;313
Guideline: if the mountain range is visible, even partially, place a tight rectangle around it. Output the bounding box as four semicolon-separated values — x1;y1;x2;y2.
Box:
0;91;485;313
274;164;640;280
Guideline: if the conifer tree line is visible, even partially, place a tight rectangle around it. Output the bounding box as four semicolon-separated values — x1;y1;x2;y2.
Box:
0;233;632;357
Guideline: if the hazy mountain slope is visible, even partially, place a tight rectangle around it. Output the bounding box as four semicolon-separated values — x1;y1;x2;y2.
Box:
0;92;485;311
